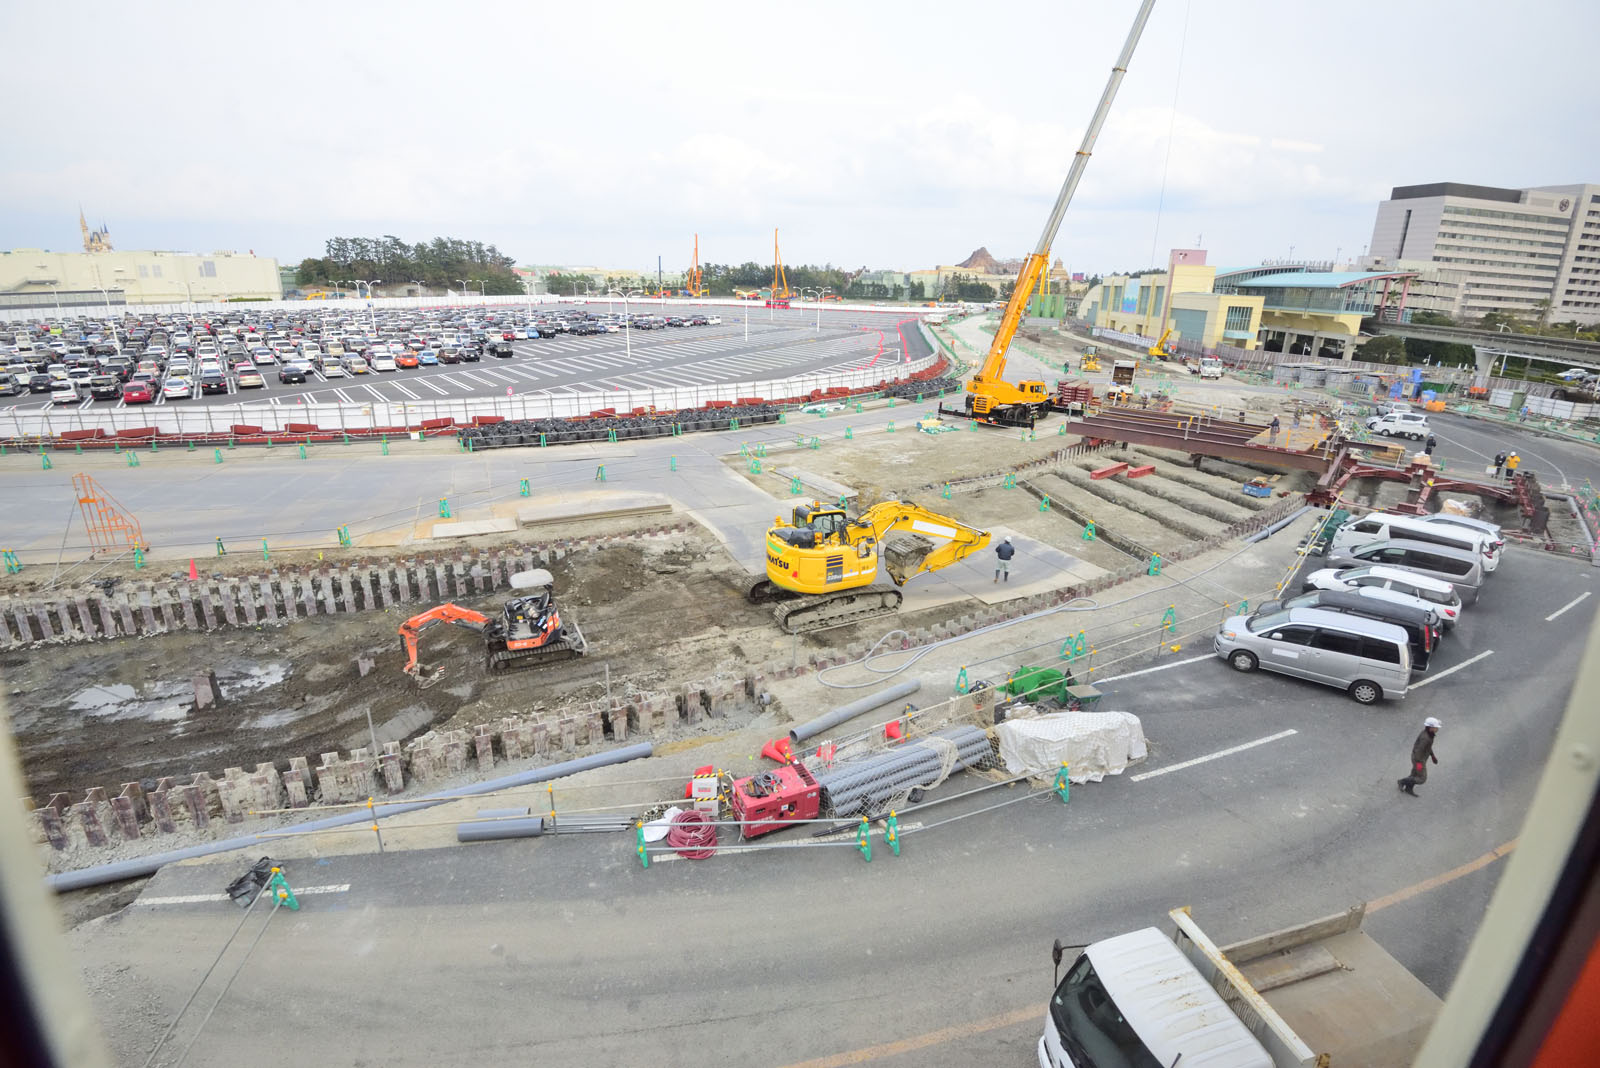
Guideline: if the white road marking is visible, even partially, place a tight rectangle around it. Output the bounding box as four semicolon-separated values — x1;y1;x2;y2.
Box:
1408;649;1494;689
1098;654;1213;684
1546;593;1591;622
137;883;352;907
1130;730;1299;783
650;823;924;863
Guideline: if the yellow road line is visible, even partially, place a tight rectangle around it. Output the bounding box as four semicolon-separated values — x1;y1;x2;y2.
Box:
775;1006;1040;1068
1368;839;1518;913
782;841;1519;1066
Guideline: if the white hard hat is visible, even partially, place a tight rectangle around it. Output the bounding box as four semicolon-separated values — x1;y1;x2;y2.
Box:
1424;717;1442;729
1003;536;1012;543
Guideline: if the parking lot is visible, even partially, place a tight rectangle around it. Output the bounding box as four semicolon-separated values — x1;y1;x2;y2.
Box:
1;302;917;413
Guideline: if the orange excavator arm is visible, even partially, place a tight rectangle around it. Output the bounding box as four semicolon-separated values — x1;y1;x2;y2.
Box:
398;603;491;679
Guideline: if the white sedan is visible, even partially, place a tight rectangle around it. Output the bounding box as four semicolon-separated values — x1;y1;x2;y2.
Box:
162;376;194;400
800;400;847;414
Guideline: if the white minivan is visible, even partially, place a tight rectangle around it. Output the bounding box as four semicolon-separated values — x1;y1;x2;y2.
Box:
1331;511;1501;573
1215;607;1411;704
1366;411;1430;440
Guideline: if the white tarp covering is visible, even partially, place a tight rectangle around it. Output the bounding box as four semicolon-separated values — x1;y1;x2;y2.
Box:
995;710;1148;784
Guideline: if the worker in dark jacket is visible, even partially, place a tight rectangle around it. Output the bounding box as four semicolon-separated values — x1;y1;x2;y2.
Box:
1398;717;1441;796
993;536;1015;583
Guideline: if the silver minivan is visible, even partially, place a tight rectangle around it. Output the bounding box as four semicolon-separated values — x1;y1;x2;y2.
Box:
1214;607;1411;704
1323;539;1485;604
1332;512;1500;573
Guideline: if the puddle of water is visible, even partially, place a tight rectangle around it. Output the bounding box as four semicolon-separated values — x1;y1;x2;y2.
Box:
59;660;293;726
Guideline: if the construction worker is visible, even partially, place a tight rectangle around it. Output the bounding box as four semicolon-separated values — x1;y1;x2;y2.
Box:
993;536;1015;584
1268;415;1280;444
1424;434;1437;456
1493;451;1508;479
1505;451;1521;479
1397;717;1442;796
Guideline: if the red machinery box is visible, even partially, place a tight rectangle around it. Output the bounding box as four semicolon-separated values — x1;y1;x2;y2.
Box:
730;764;820;838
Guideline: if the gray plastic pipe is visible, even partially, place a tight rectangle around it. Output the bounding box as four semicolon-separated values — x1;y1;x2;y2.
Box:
44;742;654;893
1245;505;1312;544
789;680;921;746
456;817;545;843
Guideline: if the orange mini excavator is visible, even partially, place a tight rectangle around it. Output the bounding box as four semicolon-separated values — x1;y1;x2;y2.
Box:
397;569;587;687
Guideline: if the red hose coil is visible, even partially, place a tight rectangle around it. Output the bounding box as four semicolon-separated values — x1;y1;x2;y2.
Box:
665;809;718;860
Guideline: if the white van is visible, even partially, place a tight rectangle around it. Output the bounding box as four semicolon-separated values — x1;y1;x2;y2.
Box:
1331;511;1501;573
1198;357;1222;379
1302;563;1465;628
1366;411;1429;440
1215;607;1411;705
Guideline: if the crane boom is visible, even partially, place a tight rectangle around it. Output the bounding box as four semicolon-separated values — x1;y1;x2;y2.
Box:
968;0;1158;410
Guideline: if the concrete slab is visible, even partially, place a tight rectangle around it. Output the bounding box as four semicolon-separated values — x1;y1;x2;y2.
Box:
898;527;1112;612
774;467;858;502
428;518;519;540
516;490;673;526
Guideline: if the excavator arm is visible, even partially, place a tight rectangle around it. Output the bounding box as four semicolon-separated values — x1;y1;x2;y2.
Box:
854;502;992;586
398;603;492;681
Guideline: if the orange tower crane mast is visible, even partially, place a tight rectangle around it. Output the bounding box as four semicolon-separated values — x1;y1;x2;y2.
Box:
689;234;704;298
773;228;791;300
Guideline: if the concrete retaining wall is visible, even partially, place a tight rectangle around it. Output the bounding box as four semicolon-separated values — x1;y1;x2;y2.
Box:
0;525;692;650
25;672;760;856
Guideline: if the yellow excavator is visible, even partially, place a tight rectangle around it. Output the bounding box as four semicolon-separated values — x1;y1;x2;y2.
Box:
1147;327;1172;359
941;0;1155;429
744;499;991;633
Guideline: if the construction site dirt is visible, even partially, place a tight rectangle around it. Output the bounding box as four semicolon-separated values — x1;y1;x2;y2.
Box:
9;420;1313;814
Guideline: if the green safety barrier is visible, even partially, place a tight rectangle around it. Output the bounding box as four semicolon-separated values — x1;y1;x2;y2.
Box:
439;498;451;518
1002;473;1016;489
1054;763;1071;803
941;483;952;500
748;459;762;474
635;821;649;868
1161;605;1177;633
954;666;970;694
595;465;606;482
1149;554;1163;576
790;477;802;495
845;427;853;440
1082;522;1096;541
669;456;677;471
519;478;531;496
337;526;353;548
1039;495;1051;512
262;540;270;561
126;452;140;467
298;445;307;460
214;449;223;464
266;867;299;910
856;817;872;863
41;453;52;470
1;550;20;575
133;547;145;570
884;812;900;856
886;421;895;433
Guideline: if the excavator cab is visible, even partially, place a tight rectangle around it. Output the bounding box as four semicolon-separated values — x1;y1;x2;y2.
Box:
773;503;849;549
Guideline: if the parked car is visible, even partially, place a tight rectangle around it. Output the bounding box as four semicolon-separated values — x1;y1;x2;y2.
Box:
277;363;308;384
237;369;266;389
49;381;81;405
0;372;22;397
488;342;514;358
1253;589;1441;673
1331;511;1501;573
1321;539;1485;604
163;376;194;400
122;380;155;404
1365;411;1429;440
1214;607;1412;705
1300;564;1464;628
369;353;397;372
88;375;122;401
706;315;722;325
394;351;420;369
200;372;230;395
417;349;439;365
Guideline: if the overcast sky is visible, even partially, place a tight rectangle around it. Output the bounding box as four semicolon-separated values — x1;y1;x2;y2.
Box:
1;1;1594;277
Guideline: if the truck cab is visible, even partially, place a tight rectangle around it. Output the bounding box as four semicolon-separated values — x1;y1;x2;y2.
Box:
1199;357;1222;378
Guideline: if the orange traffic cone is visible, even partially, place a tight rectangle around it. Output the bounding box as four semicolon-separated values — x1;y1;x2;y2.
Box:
760;738;794;764
187;559;199;581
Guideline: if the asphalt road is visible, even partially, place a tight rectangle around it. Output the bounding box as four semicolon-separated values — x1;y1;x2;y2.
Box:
70;541;1595;1066
5;305;922;415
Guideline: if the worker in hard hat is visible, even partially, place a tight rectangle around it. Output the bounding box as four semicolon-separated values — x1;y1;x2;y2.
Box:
1398;717;1442;796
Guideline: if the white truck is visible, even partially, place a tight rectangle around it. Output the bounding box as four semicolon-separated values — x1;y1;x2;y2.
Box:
1199;356;1223;379
1039;904;1439;1068
924;313;948;325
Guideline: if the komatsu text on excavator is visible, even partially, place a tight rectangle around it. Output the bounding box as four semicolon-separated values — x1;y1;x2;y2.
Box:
744;499;990;633
939;0;1155;429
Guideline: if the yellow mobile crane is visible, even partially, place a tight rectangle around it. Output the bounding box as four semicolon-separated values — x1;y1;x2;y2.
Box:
745;499;990;632
942;0;1157;428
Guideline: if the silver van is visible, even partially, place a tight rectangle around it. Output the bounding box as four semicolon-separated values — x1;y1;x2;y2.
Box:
1323;539;1485;604
1331;512;1500;573
1214;607;1411;704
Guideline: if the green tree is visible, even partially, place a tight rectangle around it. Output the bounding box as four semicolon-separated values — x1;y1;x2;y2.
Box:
1410;310;1454;326
1357;335;1407;363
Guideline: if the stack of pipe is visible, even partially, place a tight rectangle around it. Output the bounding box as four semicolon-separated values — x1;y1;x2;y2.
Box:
815;725;990;818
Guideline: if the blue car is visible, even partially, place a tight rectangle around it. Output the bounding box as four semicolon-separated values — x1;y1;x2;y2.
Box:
417;349;439;366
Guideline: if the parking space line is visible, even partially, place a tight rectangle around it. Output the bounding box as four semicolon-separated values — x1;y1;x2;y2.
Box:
1130;730;1299;783
1098;653;1213;684
1545;592;1592;622
137;883;352;908
1408;649;1494;689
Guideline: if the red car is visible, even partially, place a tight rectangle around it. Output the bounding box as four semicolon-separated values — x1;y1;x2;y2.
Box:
501;331;515;340
394;352;420;369
122;381;154;404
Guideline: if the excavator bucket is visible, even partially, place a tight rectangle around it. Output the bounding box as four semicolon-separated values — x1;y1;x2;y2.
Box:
407;663;448;689
883;533;935;585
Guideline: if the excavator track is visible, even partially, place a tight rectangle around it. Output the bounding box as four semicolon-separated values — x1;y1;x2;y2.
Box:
485;617;589;673
771;586;904;635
